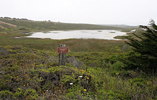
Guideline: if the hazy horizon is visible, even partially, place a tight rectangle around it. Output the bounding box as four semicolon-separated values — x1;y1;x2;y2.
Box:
1;0;157;26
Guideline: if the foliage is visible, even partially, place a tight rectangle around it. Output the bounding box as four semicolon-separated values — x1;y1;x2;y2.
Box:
123;20;157;74
24;89;38;99
0;19;157;99
0;45;157;99
0;90;13;99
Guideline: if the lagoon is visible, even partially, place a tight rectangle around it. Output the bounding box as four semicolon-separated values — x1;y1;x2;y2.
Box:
25;30;126;40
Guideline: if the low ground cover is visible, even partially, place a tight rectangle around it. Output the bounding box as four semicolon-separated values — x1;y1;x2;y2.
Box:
0;46;157;100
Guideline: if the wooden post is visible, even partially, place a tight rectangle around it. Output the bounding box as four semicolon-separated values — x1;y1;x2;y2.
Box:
59;44;66;66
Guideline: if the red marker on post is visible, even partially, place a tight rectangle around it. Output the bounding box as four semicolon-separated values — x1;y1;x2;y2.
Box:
58;44;68;66
57;47;69;53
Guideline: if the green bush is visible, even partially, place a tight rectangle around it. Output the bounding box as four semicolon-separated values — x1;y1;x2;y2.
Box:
111;61;126;71
24;89;38;99
0;90;13;99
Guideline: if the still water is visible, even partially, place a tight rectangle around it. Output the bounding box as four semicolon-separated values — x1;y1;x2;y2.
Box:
25;30;126;40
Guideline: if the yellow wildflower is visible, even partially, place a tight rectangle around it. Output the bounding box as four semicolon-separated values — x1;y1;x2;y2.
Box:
17;76;19;78
40;77;42;79
82;70;85;74
84;89;87;92
27;83;28;85
24;85;25;86
20;79;22;81
28;78;30;80
25;74;28;76
75;67;77;71
87;77;89;80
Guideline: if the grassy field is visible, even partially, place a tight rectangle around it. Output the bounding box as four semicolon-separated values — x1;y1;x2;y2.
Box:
1;17;157;100
0;17;135;53
0;27;129;53
0;17;136;54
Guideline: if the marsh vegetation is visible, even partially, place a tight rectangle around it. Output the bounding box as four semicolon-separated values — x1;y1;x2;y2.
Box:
0;17;156;100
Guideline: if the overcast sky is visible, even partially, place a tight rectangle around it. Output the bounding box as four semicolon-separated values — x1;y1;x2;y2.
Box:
0;0;157;26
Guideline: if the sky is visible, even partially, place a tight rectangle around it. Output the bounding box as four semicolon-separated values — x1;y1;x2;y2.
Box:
0;0;157;26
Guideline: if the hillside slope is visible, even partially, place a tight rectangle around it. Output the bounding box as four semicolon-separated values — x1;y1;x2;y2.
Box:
0;20;17;30
0;45;157;99
0;17;136;31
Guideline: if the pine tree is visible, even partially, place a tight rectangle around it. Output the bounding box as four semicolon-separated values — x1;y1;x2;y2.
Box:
123;20;157;75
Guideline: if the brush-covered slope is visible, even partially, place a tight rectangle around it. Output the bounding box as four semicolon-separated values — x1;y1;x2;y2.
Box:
0;45;93;99
1;45;157;100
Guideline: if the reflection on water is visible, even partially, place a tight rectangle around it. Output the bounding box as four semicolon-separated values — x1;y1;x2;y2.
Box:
25;30;126;40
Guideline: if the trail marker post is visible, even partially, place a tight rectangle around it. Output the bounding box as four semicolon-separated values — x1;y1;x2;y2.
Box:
58;44;68;66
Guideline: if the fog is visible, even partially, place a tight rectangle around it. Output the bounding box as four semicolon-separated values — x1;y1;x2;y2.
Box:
1;0;157;25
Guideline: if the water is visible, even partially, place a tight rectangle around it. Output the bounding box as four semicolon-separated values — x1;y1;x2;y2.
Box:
25;30;126;40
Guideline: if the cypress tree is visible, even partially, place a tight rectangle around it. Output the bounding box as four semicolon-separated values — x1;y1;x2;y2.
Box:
124;20;157;75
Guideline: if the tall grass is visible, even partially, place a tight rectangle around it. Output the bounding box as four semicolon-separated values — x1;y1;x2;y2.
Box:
0;31;128;53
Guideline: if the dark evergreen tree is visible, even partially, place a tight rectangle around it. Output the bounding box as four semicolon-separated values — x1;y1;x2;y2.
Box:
123;20;157;75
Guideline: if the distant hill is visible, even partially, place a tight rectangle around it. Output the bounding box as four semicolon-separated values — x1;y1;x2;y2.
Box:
0;17;136;32
99;24;138;32
99;24;137;27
